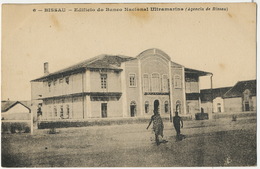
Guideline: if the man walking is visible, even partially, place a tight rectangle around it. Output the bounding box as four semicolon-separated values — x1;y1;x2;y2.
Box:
173;111;183;141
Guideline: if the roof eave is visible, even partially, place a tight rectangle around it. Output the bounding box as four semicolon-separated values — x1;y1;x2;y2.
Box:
31;68;86;82
185;68;212;76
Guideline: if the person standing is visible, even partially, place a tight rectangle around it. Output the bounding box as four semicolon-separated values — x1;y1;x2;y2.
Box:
173;111;183;141
147;100;164;145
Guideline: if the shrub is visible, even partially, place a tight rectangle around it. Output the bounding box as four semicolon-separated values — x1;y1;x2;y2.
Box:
2;122;31;134
48;128;58;134
232;115;237;121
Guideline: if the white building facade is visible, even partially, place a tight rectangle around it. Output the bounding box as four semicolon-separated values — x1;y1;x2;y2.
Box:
31;49;212;121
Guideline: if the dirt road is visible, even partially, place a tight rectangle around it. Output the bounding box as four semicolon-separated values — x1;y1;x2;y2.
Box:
2;117;256;167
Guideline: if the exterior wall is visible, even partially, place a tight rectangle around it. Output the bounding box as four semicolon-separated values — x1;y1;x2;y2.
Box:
201;102;212;114
224;97;243;112
185;81;199;93
252;96;256;111
41;96;84;120
202;96;256;114
32;49;210;121
124;60;140;117
32;71;86;121
31;82;44;121
186;82;199;93
31;82;44;100
142;95;171;118
138;51;172;118
36;69;124;120
184;73;200;116
89;70;121;93
90;98;123;118
186;100;200;117
213;97;224;113
171;67;185;115
41;72;85;99
2;104;31;120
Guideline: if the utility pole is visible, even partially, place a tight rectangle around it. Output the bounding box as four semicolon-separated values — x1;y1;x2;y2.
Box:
210;74;214;114
168;79;172;122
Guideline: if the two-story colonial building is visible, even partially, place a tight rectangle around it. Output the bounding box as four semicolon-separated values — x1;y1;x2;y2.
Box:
31;48;212;121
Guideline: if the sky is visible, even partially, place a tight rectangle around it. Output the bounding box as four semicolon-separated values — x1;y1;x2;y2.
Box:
2;3;256;101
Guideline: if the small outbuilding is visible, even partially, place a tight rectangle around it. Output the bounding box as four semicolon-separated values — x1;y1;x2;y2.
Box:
223;80;256;112
1;101;31;120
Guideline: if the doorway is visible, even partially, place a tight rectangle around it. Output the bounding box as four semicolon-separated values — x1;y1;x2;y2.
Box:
130;101;136;117
217;103;221;112
244;101;250;111
101;103;107;118
176;100;181;114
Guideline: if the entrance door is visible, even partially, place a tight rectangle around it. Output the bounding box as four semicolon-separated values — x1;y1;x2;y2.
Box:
217;103;221;112
101;103;107;118
130;101;136;117
245;101;250;111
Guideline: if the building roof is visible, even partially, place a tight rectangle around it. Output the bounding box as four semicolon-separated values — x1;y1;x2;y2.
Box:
31;49;212;82
185;68;212;76
137;48;171;61
200;87;232;102
1;101;31;113
31;54;135;82
171;61;183;68
223;80;256;98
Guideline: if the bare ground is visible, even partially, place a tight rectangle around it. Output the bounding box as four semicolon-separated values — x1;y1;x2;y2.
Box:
1;116;256;167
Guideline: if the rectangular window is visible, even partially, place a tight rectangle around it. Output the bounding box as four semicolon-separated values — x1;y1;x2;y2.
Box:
65;77;70;84
53;79;57;90
129;74;136;87
66;105;70;119
48;81;51;92
60;105;64;118
174;75;182;89
54;106;57;117
53;79;57;86
101;74;107;89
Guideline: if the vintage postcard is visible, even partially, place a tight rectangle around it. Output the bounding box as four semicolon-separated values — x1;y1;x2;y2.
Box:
1;3;257;167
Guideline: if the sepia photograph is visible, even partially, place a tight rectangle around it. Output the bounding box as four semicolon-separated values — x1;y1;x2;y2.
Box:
1;2;257;167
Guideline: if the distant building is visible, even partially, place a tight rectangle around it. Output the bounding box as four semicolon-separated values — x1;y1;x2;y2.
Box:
31;48;212;121
223;80;256;112
201;87;232;113
201;80;256;113
1;101;31;120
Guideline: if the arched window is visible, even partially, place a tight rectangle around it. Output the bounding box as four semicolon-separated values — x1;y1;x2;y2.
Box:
164;101;169;113
145;101;149;113
162;75;168;92
151;73;160;92
243;89;251;111
176;100;181;114
130;101;137;117
143;74;149;92
174;75;182;89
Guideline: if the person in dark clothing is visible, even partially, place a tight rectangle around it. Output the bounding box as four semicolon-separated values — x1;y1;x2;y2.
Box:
147;100;164;145
173;111;183;140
